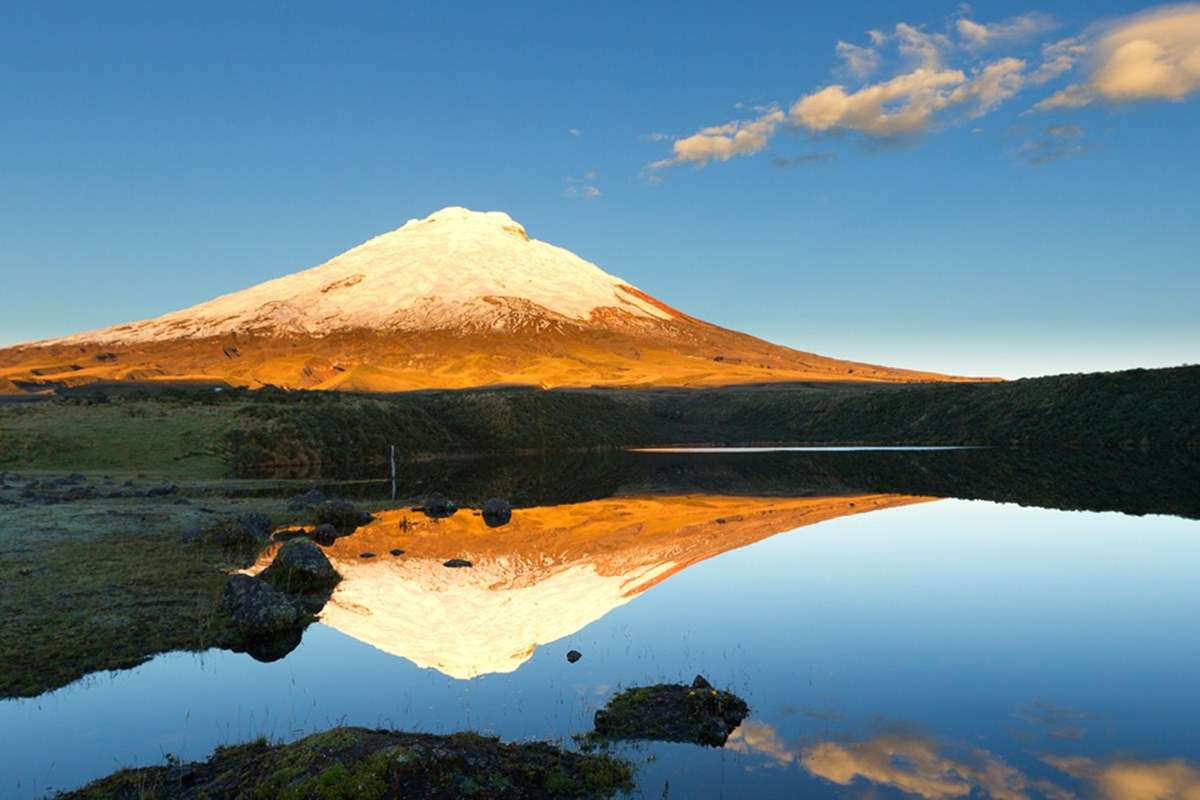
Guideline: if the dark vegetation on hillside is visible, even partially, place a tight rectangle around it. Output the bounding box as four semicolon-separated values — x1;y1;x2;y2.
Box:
3;365;1195;478
217;365;1199;476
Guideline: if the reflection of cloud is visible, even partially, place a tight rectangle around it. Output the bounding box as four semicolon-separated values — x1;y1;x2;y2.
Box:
1037;5;1200;110
726;720;796;767
1046;755;1200;800
801;733;1035;800
1014;700;1091;740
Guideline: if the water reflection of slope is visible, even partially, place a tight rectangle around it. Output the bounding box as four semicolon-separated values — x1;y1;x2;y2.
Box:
313;493;934;679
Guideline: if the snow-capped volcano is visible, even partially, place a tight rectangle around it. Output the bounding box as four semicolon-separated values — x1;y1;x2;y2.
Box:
55;207;672;343
0;207;967;390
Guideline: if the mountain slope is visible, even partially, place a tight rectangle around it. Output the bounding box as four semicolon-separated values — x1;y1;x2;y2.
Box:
0;207;976;391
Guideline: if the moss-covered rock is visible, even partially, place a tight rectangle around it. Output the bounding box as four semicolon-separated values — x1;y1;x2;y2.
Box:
58;726;634;799
591;675;749;747
259;538;341;594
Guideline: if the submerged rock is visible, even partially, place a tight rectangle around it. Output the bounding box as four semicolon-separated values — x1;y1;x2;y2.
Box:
219;574;303;638
259;538;341;594
61;726;633;799
315;499;373;532
483;497;513;527
591;676;749;747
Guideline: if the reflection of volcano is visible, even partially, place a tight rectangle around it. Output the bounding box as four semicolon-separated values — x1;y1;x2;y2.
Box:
290;493;933;678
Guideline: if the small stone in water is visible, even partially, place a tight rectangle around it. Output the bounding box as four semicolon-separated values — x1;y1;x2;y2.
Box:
567;650;582;663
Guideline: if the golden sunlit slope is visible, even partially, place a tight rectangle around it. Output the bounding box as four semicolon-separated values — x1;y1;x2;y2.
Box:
0;208;983;392
252;493;935;678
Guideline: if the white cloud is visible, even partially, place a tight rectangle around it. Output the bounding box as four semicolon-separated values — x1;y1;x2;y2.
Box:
1036;4;1200;110
947;57;1028;115
790;68;966;136
650;108;784;167
568;128;581;137
895;23;951;68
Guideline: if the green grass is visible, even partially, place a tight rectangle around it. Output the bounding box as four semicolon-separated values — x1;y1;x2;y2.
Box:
0;397;239;478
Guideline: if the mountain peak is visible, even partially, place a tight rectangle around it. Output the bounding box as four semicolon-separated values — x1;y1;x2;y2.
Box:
404;206;528;240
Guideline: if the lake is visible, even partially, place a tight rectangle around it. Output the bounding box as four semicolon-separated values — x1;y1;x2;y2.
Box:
3;448;1199;798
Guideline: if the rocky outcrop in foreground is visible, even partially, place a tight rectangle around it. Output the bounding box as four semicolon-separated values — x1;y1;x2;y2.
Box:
591;676;749;747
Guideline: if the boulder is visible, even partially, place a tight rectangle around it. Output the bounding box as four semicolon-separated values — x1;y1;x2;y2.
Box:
423;494;459;519
259;539;340;593
443;558;473;568
314;500;373;532
220;575;303;637
204;513;273;549
287;488;327;510
567;649;583;663
482;497;513;527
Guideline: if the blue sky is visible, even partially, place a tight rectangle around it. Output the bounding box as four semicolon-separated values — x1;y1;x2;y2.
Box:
1;1;1197;378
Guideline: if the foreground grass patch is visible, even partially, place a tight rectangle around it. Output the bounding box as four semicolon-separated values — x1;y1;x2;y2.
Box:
58;726;633;799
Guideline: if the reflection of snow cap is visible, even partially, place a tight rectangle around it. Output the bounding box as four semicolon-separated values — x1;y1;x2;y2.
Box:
294;493;934;679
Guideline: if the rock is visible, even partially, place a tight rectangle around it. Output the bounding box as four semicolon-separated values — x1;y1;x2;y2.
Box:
220;575;303;637
567;650;582;663
204;512;273;549
66;473;86;483
308;523;340;546
482;497;513;527
423;494;459;519
287;488;326;510
174;497;192;505
63;486;97;501
314;500;373;532
359;552;376;559
259;539;341;593
179;525;203;542
591;679;749;747
146;484;178;497
389;548;405;556
443;558;473;568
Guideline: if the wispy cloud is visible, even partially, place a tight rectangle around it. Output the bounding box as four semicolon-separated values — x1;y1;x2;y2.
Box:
568;128;582;137
1017;124;1088;165
563;172;600;198
772;153;837;168
957;12;1057;49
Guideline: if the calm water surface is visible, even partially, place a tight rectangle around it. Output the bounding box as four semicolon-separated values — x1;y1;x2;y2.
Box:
3;450;1198;798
